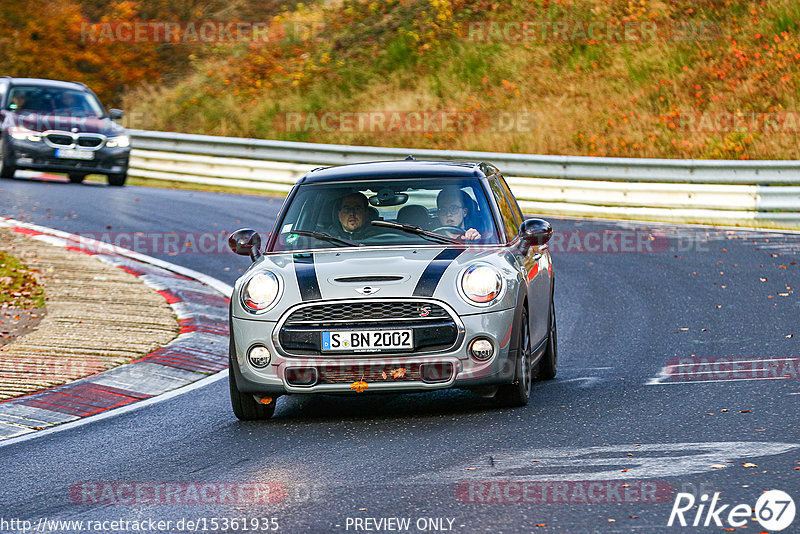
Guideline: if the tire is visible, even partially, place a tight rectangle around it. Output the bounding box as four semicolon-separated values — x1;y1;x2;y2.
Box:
107;172;126;186
534;298;558;381
68;173;86;184
0;146;14;179
495;307;532;407
229;338;276;420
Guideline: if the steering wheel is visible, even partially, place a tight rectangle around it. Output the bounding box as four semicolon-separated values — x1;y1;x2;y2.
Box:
432;225;465;239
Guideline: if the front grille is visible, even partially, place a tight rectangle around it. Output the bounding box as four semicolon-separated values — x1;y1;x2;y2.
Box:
285;301;449;325
278;300;460;356
77;136;102;147
318;363;422;384
46;133;73;146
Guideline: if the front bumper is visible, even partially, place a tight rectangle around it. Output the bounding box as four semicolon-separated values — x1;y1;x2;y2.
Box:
5;138;130;175
231;307;517;395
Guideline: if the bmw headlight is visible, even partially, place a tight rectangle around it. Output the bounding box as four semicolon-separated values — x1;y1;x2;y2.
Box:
105;135;130;148
460;265;502;305
242;271;281;312
9;126;42;142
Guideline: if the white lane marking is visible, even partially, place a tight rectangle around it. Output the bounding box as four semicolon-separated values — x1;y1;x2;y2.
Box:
557;377;602;388
648;377;794;385
668;358;799;367
415;442;800;483
0;370;229;449
646;367;670;385
647;356;799;385
560;367;614;371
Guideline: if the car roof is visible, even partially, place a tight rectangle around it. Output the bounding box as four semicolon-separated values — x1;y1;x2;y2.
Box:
297;160;493;184
4;77;88;90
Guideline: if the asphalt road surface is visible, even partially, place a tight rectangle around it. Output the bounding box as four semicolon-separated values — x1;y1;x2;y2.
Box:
1;174;798;533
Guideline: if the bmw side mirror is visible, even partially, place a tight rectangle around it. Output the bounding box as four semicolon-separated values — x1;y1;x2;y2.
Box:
519;218;553;249
109;109;124;120
228;228;262;261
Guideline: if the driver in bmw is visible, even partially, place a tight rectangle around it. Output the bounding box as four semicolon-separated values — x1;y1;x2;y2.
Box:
436;187;482;241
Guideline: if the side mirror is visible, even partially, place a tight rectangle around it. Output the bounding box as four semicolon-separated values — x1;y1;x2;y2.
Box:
519;218;553;249
228;228;262;261
109;109;124;120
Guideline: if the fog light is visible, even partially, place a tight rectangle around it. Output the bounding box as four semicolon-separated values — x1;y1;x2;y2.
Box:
469;338;494;361
247;345;271;368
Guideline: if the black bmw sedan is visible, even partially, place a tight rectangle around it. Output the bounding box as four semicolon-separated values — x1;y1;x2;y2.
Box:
0;77;130;186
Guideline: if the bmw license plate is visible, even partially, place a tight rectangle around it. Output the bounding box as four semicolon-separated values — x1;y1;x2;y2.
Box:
322;330;413;352
55;148;94;160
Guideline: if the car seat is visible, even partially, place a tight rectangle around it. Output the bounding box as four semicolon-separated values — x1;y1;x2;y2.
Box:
396;204;430;229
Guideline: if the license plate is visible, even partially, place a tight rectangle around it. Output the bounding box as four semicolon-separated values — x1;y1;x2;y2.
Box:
55;148;94;160
322;330;413;352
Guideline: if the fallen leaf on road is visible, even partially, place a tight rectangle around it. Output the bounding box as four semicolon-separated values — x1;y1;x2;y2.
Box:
742;463;757;468
740;410;751;413
710;464;726;469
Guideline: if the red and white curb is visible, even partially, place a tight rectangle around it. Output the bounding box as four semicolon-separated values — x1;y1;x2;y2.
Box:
0;218;233;444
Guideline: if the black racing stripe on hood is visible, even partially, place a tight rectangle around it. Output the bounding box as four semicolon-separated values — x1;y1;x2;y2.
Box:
413;248;464;297
293;253;321;301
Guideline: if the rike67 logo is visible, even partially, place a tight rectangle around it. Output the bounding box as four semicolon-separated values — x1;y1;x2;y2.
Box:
668;490;795;531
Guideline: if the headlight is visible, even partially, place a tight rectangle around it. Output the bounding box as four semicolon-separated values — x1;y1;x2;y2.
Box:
460;265;502;304
242;271;280;311
9;127;42;142
105;135;130;148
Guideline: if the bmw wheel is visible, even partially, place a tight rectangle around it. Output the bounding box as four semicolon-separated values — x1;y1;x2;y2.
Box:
107;172;126;186
0;144;15;179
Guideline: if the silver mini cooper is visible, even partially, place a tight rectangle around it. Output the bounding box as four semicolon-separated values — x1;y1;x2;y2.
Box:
227;160;556;420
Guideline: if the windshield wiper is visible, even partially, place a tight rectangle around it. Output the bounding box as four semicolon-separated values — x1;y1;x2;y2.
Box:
371;220;461;245
289;229;361;248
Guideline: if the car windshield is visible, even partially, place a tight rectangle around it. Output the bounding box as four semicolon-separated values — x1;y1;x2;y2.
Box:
6;86;105;118
271;178;500;251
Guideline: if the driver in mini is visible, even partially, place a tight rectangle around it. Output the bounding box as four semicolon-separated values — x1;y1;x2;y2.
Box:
436;187;482;241
330;192;374;240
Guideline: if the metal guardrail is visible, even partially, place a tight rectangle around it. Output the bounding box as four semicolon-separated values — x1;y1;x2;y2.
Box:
128;129;800;226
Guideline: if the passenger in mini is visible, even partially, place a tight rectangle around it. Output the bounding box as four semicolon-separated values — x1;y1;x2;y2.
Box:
436;187;482;241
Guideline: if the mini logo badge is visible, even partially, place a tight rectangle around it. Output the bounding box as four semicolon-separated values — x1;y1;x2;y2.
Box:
356;286;379;295
419;306;431;317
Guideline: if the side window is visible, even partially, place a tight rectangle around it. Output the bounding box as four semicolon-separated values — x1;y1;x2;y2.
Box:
488;176;519;241
498;174;524;226
0;83;7;108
